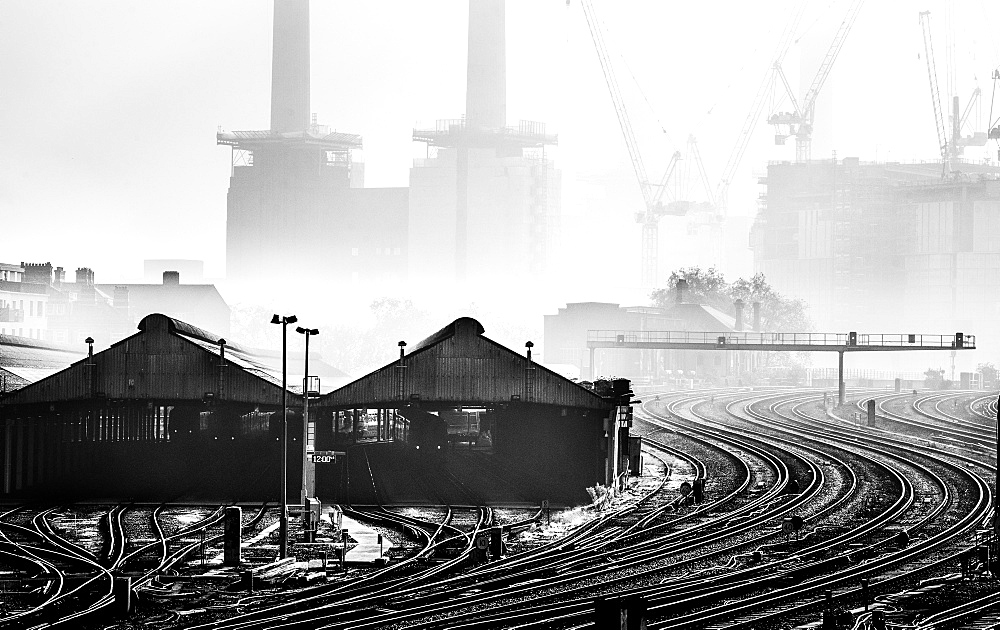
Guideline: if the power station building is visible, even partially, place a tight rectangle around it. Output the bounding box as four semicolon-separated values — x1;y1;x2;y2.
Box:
220;0;408;290
408;0;561;291
221;0;561;295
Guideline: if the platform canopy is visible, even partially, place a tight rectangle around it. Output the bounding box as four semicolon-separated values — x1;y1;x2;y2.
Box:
320;317;613;412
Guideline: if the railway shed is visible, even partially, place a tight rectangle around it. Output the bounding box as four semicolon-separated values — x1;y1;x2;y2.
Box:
314;317;619;505
0;313;302;501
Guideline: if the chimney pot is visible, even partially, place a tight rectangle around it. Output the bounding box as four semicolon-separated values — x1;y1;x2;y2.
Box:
75;267;94;286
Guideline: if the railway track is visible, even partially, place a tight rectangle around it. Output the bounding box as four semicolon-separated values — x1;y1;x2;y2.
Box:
0;386;994;629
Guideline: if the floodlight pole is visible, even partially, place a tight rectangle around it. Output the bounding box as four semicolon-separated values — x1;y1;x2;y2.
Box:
303;331;311;505
296;327;319;506
272;314;297;559
281;320;289;558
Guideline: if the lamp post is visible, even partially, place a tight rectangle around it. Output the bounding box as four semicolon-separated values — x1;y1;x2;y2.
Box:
295;326;319;506
270;313;297;559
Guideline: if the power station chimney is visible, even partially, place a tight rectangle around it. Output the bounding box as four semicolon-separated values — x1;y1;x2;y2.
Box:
270;0;310;133
465;0;506;130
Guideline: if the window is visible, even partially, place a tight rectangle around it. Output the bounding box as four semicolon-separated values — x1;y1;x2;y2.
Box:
37;301;43;316
351;248;359;256
393;247;401;255
375;248;382;256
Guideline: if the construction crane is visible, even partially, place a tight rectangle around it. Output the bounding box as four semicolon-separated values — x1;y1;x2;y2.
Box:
714;2;809;214
580;0;687;288
683;135;716;209
768;0;865;163
918;10;949;175
918;10;989;176
991;69;1000;157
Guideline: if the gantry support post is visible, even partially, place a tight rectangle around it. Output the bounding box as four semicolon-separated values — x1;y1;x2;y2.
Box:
838;351;845;406
589;347;596;381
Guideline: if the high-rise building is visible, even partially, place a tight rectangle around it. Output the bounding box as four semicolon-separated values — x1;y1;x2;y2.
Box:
220;0;408;290
408;0;561;293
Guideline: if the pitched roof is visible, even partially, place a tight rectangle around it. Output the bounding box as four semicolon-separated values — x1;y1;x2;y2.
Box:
1;314;284;405
662;303;737;332
0;335;85;391
322;317;613;411
96;282;230;331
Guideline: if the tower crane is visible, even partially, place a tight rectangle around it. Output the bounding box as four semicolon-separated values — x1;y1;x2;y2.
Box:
581;0;687;288
918;10;989;176
768;0;865;162
684;135;715;209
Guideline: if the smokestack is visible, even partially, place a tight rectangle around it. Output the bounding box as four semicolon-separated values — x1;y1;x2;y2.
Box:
676;278;687;304
753;301;761;331
734;299;744;332
270;0;310;133
466;0;506;130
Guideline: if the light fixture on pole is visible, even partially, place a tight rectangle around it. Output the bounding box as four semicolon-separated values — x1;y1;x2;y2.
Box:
295;326;319;507
270;313;297;559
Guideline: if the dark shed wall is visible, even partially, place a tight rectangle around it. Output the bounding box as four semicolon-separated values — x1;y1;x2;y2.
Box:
0;402;294;501
492;404;606;503
0;314;295;501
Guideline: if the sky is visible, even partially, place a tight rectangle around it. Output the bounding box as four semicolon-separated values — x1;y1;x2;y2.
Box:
1;0;999;310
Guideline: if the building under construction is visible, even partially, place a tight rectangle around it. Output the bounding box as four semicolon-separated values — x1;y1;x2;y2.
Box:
751;158;1000;348
408;0;561;291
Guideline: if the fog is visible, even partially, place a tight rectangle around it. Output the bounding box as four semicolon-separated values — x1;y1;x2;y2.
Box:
2;0;999;378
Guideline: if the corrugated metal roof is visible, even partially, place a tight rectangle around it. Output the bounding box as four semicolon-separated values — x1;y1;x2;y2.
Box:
321;317;612;411
0;335;85;391
410;317;486;353
0;314;290;406
178;334;281;388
